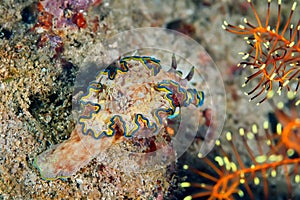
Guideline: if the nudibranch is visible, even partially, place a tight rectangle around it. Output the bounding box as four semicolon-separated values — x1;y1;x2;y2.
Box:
34;55;204;180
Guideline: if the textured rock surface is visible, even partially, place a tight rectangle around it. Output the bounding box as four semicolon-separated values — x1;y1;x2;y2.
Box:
1;0;293;199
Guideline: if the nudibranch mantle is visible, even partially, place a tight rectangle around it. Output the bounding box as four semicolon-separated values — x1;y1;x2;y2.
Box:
78;56;204;139
34;55;204;180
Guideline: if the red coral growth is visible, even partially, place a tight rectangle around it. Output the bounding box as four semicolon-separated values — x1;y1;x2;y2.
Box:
223;0;300;105
37;34;64;57
33;2;54;31
72;12;87;28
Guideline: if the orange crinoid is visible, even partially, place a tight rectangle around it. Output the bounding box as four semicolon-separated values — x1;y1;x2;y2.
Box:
223;0;300;104
181;101;300;200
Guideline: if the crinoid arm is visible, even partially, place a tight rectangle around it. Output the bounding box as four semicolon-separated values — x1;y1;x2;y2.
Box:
223;0;300;104
181;122;300;199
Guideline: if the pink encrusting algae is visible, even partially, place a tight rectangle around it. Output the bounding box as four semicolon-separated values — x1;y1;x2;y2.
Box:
37;0;101;29
34;55;204;180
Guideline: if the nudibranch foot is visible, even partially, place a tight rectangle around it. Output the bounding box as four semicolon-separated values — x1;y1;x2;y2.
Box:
34;125;116;180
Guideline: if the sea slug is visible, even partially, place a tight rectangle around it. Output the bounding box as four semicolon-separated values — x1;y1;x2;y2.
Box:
34;55;204;180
